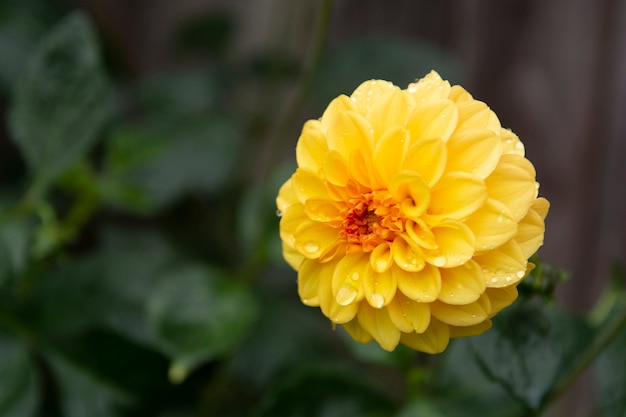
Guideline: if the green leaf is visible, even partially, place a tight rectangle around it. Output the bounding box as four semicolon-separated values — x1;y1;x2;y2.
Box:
311;34;461;107
468;301;592;413
46;352;130;417
147;264;258;382
101;115;243;214
8;12;116;184
0;330;39;417
0;214;33;287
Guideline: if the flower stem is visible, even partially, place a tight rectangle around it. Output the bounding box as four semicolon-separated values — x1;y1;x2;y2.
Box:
539;302;626;413
258;0;334;180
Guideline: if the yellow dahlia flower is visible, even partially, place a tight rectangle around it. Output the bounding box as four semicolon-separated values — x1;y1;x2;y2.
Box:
276;71;549;353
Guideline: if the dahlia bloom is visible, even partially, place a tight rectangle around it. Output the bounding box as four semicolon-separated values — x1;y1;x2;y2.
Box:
277;71;549;353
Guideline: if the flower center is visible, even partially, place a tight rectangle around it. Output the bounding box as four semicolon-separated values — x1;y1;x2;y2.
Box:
339;190;404;253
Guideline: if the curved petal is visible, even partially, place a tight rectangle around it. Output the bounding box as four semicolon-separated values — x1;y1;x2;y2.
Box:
392;235;426;272
485;154;537;222
387;292;431;333
515;202;546;259
350;79;398;116
402;138;447;186
341;318;373;344
326;110;374;157
388;172;431;219
438;260;486;305
372;127;410;185
296;120;328;172
465;198;518;252
448;85;473;103
407;99;458;143
322;150;350;186
357;303;401;351
454;100;501;134
293;221;339;259
331;252;368;306
283;242;304;270
349;148;375;189
501;128;525;156
394;263;441;302
298;258;336;306
304;198;343;224
485;286;518;316
366;89;414;139
279;203;307;243
370;242;393;273
320;94;357;133
428;172;487;221
363;266;397;308
475;240;528;288
400;318;450;353
407;71;451;104
431;294;491;326
446;128;502;179
276;178;297;213
318;263;359;324
448;320;492;338
291;168;330;203
532;197;550;220
423;221;476;268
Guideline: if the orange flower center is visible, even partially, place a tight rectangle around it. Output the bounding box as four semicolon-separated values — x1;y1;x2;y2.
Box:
339;190;404;253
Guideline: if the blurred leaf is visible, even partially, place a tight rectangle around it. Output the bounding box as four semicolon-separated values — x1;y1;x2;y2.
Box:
47;352;130;417
8;12;116;184
176;11;234;56
0;330;39;417
254;365;394;417
468;300;592;413
147;264;258;382
0;214;34;287
101;115;243;214
311;34;461;106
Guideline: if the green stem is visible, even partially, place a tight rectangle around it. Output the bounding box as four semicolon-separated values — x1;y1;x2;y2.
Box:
539;303;626;413
257;0;334;180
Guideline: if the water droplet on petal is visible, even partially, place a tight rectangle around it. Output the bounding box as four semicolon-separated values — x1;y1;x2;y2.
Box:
516;270;526;278
505;275;513;282
491;277;499;283
370;294;385;308
351;272;360;281
433;256;447;267
304;242;319;253
336;286;358;306
497;214;504;222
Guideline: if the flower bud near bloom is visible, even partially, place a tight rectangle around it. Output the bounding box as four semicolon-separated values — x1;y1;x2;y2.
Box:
276;71;549;353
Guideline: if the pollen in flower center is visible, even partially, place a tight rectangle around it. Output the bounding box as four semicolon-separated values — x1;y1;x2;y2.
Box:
339;190;404;253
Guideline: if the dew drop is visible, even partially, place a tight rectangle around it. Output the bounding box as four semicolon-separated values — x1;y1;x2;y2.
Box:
516;270;526;278
448;292;455;298
376;259;389;271
370;294;385;309
276;209;283;218
496;214;504;222
505;275;513;282
433;256;447;267
304;242;319;253
351;272;360;281
491;277;499;283
336;287;357;306
408;84;417;93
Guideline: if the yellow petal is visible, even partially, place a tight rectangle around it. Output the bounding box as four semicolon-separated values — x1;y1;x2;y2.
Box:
515;202;546;258
394;263;441;302
322;150;350;186
446;129;502;179
532;197;550;220
402;138;447;186
293;221;339;259
349;148;375;188
431;294;490;326
363;266;397;308
400;318;450;353
405;219;437;251
388;172;431;219
407;99;458;143
296;120;328;172
455;100;501;134
350;79;398;116
485;286;518;316
448;85;472;103
370;242;393;273
279;203;307;242
372;127;410;185
448;320;492;338
428;172;487;221
407;71;451;104
501;128;525;156
357;303;401;351
298;258;336;306
392;235;426;272
318;263;359;324
366;89;414;139
283;242;304;270
291;168;330;203
438;260;486;305
332;252;368;306
475;240;527;288
485;154;537;222
276;178;297;213
326;110;374;157
342;318;373;344
304;198;342;223
423;221;476;268
465;198;518;252
320;94;357;133
387;292;431;333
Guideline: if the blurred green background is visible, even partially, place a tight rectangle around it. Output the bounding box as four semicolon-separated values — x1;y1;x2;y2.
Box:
1;1;625;416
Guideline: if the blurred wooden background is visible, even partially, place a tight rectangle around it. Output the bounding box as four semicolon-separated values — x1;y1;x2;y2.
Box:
78;0;626;415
